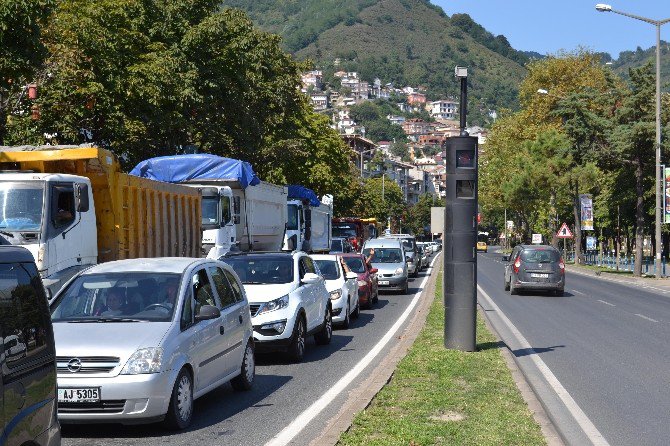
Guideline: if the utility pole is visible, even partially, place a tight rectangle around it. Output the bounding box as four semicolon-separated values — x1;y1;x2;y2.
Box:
616;205;621;271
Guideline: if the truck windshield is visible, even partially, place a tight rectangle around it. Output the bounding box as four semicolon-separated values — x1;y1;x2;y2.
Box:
287;204;299;230
0;182;44;231
201;196;219;225
333;224;357;238
51;272;181;322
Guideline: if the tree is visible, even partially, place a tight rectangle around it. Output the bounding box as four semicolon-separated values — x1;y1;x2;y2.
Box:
352;176;405;230
609;63;657;276
390;141;410;161
0;0;56;142
406;193;438;236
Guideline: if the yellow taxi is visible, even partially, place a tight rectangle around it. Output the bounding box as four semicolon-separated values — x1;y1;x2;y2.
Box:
476;241;488;252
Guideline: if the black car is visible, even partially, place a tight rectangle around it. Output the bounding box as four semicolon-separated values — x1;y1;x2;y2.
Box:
503;245;565;296
0;246;60;445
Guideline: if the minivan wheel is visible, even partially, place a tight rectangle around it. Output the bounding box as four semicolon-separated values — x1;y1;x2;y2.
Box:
164;368;193;430
504;277;510;291
231;340;255;391
402;280;409;295
509;280;518;295
554;289;564;297
288;316;306;362
314;307;332;345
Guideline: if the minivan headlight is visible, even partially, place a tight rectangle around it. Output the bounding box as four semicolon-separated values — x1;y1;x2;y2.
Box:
329;290;342;300
394;267;404;275
121;348;163;374
258;294;289;315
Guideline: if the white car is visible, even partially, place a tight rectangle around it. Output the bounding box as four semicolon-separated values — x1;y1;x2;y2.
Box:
50;258;255;429
312;254;359;328
222;252;332;362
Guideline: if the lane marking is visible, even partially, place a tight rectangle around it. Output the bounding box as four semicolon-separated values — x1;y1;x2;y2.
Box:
264;254;442;446
567;268;670;295
572;289;586;296
597;300;615;307
477;285;610;446
634;313;658;323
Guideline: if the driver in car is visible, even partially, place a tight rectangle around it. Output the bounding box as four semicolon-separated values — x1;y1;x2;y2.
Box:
162;278;180;309
101;289;124;317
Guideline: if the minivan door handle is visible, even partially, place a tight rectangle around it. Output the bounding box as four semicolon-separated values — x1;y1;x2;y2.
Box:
219;326;225;335
238;314;243;324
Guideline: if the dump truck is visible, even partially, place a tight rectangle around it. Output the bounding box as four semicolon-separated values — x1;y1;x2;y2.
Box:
0;145;201;295
283;185;333;253
130;154;288;259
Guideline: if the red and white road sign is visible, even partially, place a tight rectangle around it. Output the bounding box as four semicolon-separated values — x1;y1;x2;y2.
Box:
556;223;573;238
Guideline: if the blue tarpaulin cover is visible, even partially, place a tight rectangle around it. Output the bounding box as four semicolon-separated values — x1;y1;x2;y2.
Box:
130;154;261;189
287;185;320;207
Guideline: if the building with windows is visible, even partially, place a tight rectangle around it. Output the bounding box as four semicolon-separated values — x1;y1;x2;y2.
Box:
428;100;459;121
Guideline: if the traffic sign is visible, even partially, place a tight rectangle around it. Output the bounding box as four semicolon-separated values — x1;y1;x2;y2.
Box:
556;223;573;238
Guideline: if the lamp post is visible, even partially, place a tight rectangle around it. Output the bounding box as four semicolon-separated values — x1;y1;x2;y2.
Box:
596;3;670;278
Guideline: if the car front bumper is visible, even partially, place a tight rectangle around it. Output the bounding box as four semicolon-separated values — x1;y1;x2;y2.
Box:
377;276;408;292
57;372;174;424
330;295;347;324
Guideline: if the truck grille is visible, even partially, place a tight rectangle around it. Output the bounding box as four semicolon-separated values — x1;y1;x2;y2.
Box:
249;304;261;317
56;356;120;374
59;400;126;414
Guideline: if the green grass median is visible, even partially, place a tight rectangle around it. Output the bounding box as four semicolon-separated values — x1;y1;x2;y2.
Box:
337;272;547;446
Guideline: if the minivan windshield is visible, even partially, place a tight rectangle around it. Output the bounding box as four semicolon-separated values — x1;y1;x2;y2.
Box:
51;272;181;322
0;182;44;231
363;248;403;263
223;256;294;284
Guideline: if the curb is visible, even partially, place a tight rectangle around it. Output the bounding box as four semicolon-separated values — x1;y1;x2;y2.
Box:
309;254;442;446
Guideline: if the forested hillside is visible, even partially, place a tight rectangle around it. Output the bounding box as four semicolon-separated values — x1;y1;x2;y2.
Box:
221;0;531;118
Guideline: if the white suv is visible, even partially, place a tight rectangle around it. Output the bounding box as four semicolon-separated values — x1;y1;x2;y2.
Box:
312;254;359;328
221;252;332;362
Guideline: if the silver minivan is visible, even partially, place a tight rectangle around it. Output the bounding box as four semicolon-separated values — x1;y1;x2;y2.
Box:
50;257;255;429
362;238;409;294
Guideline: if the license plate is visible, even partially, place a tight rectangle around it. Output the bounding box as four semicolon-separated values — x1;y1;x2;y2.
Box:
379;280;390;285
530;273;549;279
58;387;100;403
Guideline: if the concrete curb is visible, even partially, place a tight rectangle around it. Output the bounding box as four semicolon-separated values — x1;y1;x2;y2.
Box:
309;254;442;446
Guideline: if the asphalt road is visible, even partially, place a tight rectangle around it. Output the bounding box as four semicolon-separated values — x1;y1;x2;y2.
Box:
61;254;440;446
478;250;670;446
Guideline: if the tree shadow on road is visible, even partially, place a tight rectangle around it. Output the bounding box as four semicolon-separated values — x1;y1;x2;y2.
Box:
476;340;565;358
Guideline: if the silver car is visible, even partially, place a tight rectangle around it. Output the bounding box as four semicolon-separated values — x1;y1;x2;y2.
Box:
362;238;409;294
50;258;255;429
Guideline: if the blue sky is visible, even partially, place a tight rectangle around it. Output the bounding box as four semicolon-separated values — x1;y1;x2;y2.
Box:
432;1;670;59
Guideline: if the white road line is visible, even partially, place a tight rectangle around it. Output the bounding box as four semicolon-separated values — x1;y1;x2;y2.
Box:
597;300;616;307
264;253;442;446
634;313;659;323
572;289;586;296
478;285;610;446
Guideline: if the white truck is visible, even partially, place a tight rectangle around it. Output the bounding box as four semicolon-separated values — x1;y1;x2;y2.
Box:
283;186;333;253
0;146;202;295
130;154;288;259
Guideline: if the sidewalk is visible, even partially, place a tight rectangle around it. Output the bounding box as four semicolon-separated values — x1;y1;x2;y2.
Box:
567;264;670;295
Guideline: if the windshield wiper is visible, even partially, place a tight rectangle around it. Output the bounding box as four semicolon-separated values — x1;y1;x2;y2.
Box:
0;230;14;238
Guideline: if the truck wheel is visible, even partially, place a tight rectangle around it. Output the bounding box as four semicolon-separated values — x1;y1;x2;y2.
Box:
164;368;193;430
314;307;332;345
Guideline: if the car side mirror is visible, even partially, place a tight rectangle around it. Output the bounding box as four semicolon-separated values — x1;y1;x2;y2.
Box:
369;268;378;274
76;183;89;212
301;272;320;285
345;272;358;280
195;305;221;321
501;255;510;262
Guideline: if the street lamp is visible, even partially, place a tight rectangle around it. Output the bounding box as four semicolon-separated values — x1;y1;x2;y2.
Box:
596;4;670;278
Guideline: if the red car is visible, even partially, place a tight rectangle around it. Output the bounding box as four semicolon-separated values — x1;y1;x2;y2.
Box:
341;253;378;309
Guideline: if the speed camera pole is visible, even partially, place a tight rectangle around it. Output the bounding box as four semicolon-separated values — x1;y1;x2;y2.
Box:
443;67;478;352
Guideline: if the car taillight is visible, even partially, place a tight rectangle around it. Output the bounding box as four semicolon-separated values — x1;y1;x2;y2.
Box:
559;258;565;273
513;256;521;273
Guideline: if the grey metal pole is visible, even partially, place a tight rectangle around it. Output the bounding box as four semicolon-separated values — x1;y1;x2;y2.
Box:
655;23;662;277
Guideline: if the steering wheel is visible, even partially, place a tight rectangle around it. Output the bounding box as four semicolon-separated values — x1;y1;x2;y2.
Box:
143;303;171;312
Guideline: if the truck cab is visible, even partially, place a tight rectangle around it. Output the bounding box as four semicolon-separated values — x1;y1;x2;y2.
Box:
199;186;235;258
0;173;96;290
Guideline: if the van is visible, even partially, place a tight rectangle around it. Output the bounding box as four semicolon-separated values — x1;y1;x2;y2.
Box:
382;234;420;277
362;238;409;294
0;246;60;445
